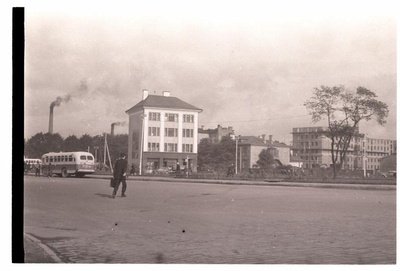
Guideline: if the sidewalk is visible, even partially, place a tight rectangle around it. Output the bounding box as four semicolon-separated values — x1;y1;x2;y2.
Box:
24;233;62;263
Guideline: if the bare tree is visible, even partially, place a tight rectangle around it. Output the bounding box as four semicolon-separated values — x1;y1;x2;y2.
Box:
304;86;389;178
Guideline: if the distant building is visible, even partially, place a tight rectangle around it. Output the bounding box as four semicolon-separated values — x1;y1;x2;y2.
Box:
238;134;290;170
291;126;396;173
289;155;303;168
126;90;202;174
198;125;235;144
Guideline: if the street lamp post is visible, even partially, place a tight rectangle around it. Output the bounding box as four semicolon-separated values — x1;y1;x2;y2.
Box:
235;135;241;174
139;113;146;176
363;136;367;178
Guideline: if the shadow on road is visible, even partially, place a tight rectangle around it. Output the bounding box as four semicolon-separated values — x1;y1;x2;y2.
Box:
95;193;112;198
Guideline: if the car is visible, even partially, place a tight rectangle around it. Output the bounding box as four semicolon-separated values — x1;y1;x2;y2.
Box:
381;171;396;178
153;167;171;175
387;171;396;177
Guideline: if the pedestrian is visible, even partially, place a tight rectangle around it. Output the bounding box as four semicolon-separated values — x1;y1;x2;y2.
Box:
34;161;41;177
48;162;53;177
111;153;128;198
176;162;181;174
227;164;234;177
130;163;136;175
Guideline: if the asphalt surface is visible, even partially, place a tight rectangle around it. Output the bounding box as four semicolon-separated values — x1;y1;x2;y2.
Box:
23;174;396;264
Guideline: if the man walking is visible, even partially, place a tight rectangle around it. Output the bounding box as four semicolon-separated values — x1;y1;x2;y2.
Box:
34;161;41;177
112;153;128;198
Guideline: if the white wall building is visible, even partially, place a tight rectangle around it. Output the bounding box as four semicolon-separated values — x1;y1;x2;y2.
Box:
126;90;202;174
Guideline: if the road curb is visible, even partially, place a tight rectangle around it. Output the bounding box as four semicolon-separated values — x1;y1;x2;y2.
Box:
88;174;396;191
24;233;64;263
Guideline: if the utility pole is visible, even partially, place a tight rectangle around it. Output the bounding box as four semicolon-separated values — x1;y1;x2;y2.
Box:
103;133;113;173
363;136;367;178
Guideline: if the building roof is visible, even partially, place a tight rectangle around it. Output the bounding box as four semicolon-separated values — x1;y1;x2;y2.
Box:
239;136;266;146
239;136;290;148
126;95;202;114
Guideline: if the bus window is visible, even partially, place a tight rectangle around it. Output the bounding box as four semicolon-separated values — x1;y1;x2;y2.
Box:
87;156;93;161
80;155;86;160
50;157;54;163
69;155;73;162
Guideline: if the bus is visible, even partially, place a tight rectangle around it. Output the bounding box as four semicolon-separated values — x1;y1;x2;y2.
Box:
24;158;42;173
41;151;95;177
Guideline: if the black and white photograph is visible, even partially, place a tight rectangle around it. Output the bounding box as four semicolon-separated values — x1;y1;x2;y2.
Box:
10;0;398;268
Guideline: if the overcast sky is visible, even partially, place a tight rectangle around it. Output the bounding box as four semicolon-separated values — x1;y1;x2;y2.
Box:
24;2;397;144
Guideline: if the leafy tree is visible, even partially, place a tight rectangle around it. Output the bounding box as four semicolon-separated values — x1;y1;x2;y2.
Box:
304;85;389;178
198;138;214;170
78;134;93;152
24;132;64;158
63;135;80;151
256;149;275;168
107;134;129;165
197;136;236;172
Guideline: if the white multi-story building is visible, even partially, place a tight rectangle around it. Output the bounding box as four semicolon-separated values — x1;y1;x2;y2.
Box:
291;126;396;173
126;90;202;174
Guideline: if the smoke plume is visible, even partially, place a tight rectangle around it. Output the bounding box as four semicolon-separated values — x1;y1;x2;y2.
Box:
112;121;126;126
111;121;126;135
49;79;88;109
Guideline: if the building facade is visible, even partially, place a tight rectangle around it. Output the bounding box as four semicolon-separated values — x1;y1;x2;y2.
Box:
126;90;202;174
198;125;235;144
238;135;291;170
291;126;396;173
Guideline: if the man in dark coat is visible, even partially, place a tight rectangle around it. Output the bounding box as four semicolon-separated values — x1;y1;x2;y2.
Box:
112;153;128;198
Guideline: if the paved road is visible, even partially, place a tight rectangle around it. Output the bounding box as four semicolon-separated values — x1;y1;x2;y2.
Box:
23;175;396;264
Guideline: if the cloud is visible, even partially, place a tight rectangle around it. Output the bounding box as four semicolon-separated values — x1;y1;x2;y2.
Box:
24;11;396;142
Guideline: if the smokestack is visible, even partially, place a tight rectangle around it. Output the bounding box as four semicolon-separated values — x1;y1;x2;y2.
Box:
269;135;273;142
111;123;115;136
261;134;266;143
111;122;126;136
142;89;149;100
49;106;54;134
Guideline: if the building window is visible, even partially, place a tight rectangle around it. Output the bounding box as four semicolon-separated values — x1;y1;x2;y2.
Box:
182;144;193;153
164;143;177;152
148;127;160;136
182;128;194;138
183;114;194;123
165;128;178;137
165;113;178;122
149;112;160;121
148;142;160;152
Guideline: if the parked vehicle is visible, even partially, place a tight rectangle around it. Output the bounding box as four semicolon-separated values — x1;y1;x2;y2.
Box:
41;151;95;177
381;170;396;178
153;167;171;175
